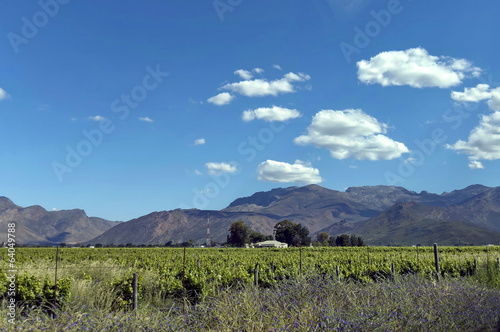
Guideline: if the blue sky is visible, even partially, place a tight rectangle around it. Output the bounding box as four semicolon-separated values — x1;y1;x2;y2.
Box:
1;0;499;221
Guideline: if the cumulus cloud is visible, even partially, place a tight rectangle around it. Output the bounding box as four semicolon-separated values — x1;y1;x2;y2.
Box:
257;160;322;184
193;138;206;145
253;68;264;74
445;111;500;163
468;160;485;169
0;88;10;100
205;162;238;175
294;109;409;160
234;69;253;80
242;106;301;122
207;92;235;105
451;84;500;111
221;72;310;97
273;64;282;70
139;117;154;123
89;115;106;121
357;48;481;88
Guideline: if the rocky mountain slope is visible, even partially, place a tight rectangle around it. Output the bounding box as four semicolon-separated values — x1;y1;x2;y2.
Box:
3;184;499;246
0;197;119;245
87;184;500;246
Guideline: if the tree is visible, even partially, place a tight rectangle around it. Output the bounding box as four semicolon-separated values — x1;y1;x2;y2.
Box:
227;221;250;247
274;220;311;247
249;231;272;243
350;234;359;247
333;234;365;247
316;232;330;246
335;234;351;247
180;240;194;247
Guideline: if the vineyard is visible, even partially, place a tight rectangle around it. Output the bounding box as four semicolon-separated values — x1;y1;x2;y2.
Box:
1;246;500;330
2;246;500;305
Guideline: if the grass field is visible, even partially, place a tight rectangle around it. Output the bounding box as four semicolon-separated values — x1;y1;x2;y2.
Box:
1;246;500;331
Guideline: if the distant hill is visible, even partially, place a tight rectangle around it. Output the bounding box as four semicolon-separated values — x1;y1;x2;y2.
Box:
3;184;500;246
319;201;500;246
86;184;500;246
0;197;119;245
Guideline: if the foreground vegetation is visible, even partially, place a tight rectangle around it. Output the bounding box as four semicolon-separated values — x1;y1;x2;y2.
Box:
1;274;499;331
1;246;499;330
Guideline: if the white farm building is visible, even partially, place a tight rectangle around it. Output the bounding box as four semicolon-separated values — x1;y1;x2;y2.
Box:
254;240;288;248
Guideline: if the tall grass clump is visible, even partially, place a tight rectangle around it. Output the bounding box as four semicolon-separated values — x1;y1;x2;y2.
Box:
2;274;499;331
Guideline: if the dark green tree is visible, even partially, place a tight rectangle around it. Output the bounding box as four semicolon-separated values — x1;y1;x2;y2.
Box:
249;230;272;243
274;220;311;247
350;234;359;247
316;232;330;246
227;221;250;247
335;234;351;247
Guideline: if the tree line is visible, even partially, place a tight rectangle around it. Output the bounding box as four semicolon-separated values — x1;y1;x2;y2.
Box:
227;220;364;247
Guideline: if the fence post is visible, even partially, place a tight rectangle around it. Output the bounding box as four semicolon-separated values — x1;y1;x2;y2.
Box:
53;245;59;317
299;247;303;276
336;265;340;282
433;243;440;280
253;264;259;287
132;273;138;310
391;262;396;281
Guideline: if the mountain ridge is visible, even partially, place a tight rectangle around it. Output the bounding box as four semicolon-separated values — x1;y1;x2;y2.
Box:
0;200;120;245
88;183;500;246
3;183;499;246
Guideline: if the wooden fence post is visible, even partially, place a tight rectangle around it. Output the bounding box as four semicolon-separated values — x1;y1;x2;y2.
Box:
132;273;138;310
433;243;440;280
299;247;303;276
254;264;259;287
336;265;340;282
391;262;396;280
53;245;59;317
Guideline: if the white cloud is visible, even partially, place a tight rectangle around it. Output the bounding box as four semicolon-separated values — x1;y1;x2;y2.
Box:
294;109;409;160
89;115;106;122
0;88;9;100
205;162;238;175
253;68;264;74
242;106;301;122
357;48;481;88
490;89;500;111
451;84;500;111
194;169;203;175
445;111;500;162
234;69;253;80
404;157;418;164
139;117;154;123
207;92;235;105
257;160;322;184
221;72;310;97
468;160;484;169
194;138;206;145
273;64;282;70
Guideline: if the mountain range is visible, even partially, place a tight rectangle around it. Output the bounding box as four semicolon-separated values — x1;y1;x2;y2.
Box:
2;184;500;246
0;197;118;245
